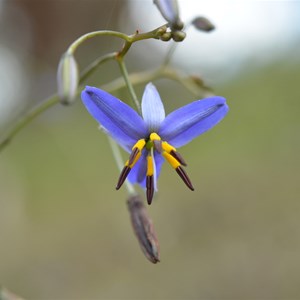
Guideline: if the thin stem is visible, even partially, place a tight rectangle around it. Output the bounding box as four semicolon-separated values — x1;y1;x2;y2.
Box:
117;58;141;114
108;136;136;195
102;66;212;98
163;41;178;66
67;30;130;55
79;52;117;83
0;94;59;152
162;23;191;67
67;25;168;57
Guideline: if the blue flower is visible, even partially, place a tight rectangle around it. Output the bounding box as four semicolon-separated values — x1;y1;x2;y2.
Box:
81;83;229;204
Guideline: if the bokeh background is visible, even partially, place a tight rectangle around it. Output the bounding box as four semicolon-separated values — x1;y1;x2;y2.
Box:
1;0;300;299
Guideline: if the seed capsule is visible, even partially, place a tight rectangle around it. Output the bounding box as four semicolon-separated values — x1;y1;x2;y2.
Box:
127;195;160;263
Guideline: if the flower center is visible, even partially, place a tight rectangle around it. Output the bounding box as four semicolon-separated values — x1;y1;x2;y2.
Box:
115;132;194;205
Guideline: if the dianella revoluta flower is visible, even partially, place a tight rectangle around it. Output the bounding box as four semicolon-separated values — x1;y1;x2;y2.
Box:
81;83;229;204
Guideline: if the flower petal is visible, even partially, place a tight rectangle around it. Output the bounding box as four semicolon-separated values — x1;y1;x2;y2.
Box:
159;96;229;147
142;83;165;132
128;150;165;189
153;0;182;29
82;86;148;151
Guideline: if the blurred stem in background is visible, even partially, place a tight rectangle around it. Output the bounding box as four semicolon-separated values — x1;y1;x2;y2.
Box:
0;287;25;300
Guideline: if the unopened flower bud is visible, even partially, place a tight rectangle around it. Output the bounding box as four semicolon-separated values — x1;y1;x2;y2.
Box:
160;32;172;42
153;0;183;31
172;30;186;42
127;194;160;264
192;16;215;32
57;52;79;105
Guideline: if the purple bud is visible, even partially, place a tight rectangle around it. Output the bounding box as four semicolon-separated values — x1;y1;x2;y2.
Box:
192;16;215;32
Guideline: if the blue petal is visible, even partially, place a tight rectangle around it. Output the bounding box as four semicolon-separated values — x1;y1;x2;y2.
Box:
82;86;148;151
128;150;165;189
159;96;229;147
154;0;180;25
141;83;165;132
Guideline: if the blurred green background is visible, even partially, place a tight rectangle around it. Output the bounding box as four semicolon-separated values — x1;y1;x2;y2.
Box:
1;1;300;299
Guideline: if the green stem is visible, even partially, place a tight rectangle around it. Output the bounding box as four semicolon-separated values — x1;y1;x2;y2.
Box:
67;30;130;55
79;52;117;83
102;66;212;98
117;58;141;114
67;25;168;56
0;94;59;152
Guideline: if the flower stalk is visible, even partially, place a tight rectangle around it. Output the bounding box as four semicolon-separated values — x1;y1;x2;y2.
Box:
117;58;141;113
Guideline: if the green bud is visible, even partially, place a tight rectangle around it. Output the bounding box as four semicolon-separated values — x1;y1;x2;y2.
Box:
172;30;186;42
160;32;172;42
192;16;215;32
57;53;79;105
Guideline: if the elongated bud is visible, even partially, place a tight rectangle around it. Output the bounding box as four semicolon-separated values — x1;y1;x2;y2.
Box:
57;52;79;105
153;0;183;30
192;16;215;32
127;195;160;263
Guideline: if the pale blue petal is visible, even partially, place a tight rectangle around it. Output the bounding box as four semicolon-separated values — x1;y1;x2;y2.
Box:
141;83;165;132
82;86;148;151
159;96;228;147
154;0;180;24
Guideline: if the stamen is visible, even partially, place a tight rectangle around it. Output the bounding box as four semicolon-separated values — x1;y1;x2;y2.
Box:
146;155;154;205
170;150;187;166
162;151;180;169
162;151;194;191
161;141;176;153
116;150;142;190
176;166;194;191
116;166;131;190
147;155;154;176
146;175;154;205
128;147;139;165
150;133;161;141
162;141;187;166
132;139;146;151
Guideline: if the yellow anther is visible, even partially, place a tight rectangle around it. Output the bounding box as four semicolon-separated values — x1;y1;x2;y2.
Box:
132;139;146;151
150;133;161;141
147;155;154;176
161;141;176;153
163;151;180;169
125;151;141;168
